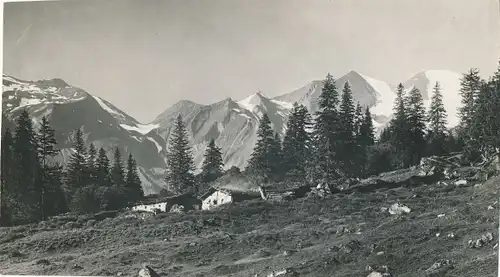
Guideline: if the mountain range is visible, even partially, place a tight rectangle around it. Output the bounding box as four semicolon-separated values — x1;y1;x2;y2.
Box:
1;70;463;194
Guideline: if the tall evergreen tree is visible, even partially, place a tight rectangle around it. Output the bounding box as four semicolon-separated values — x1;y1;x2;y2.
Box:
282;103;312;180
269;133;284;179
11;110;40;224
95;147;111;187
66;128;88;191
388;83;411;167
35;116;64;220
458;69;482;133
355;107;375;175
310;73;343;184
86;143;98;183
110;148;126;198
165;114;196;194
247;113;275;182
427;81;449;156
200;139;224;183
124;153;143;204
406;87;427;165
1;129;14;226
338;82;356;174
353;102;363;137
470;63;500;156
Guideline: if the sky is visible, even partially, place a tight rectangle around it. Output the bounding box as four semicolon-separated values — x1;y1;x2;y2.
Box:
3;0;500;123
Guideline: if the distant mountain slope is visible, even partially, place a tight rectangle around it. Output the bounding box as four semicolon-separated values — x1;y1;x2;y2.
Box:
2;69;464;194
2;74;166;195
274;70;396;129
402;70;462;128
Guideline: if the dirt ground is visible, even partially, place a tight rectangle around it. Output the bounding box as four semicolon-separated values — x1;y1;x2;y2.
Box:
0;175;498;277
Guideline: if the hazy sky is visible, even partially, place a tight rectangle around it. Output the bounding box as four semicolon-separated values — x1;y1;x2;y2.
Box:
3;0;500;123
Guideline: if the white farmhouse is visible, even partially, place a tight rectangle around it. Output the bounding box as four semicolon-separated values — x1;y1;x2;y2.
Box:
199;187;261;210
131;202;168;214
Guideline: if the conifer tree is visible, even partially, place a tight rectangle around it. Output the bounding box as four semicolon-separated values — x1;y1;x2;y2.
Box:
353;102;363;137
269;133;283;179
359;107;375;147
165;114;196;194
0;129;14;226
458;69;482;133
427;82;448;156
310;73;343;184
35;116;64;220
282;103;312;180
388;83;411;167
110;148;126;207
96;147;111;187
200;139;224;183
247;113;275;182
406;87;427;165
11;110;40;224
124;153;143;204
355;107;375;175
86;143;98;183
66;128;88;190
338;82;356;174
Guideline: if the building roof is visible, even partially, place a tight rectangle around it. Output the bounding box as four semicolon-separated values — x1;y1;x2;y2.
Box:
138;193;198;206
198;186;261;200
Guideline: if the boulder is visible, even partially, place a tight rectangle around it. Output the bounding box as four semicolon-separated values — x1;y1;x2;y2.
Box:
388;203;411;215
169;204;185;213
138;265;161;277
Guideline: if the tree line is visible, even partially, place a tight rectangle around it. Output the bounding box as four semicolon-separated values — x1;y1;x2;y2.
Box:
164;61;500;194
0;111;143;226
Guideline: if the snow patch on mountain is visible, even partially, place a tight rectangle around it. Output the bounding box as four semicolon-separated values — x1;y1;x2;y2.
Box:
147;137;163;153
359;73;395;117
120;123;159;135
92;95;124;120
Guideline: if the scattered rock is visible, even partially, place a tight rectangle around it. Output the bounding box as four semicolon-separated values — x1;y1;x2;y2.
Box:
488;205;494;210
138;264;161;277
376;251;385;256
72;264;83;270
447;233;455;239
468;232;494;248
388;203;411;215
437;214;445;218
454;180;467;186
267;267;298;277
86;219;97;228
425;259;454;275
35;259;50;265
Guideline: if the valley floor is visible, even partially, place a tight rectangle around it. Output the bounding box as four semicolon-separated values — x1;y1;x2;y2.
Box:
0;175;498;277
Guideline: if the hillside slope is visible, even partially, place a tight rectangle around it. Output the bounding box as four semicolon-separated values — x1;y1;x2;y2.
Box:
0;171;497;276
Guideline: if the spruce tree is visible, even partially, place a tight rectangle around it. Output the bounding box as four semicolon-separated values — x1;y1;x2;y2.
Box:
310;73;342;184
12;110;40;224
66;128;88;191
35;116;64;220
427;81;448;156
406;87;427;165
282;103;312;180
200;139;224;183
0;129;14;226
87;143;98;183
96;147;111;187
353;102;363;137
247;113;275;182
124;153;143;204
165;114;196;194
458;69;482;133
338;81;356;174
388;83;411;167
269;133;284;179
110;148;126;208
356;107;375;175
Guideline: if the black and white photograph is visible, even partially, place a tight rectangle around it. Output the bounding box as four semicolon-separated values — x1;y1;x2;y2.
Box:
1;0;499;276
